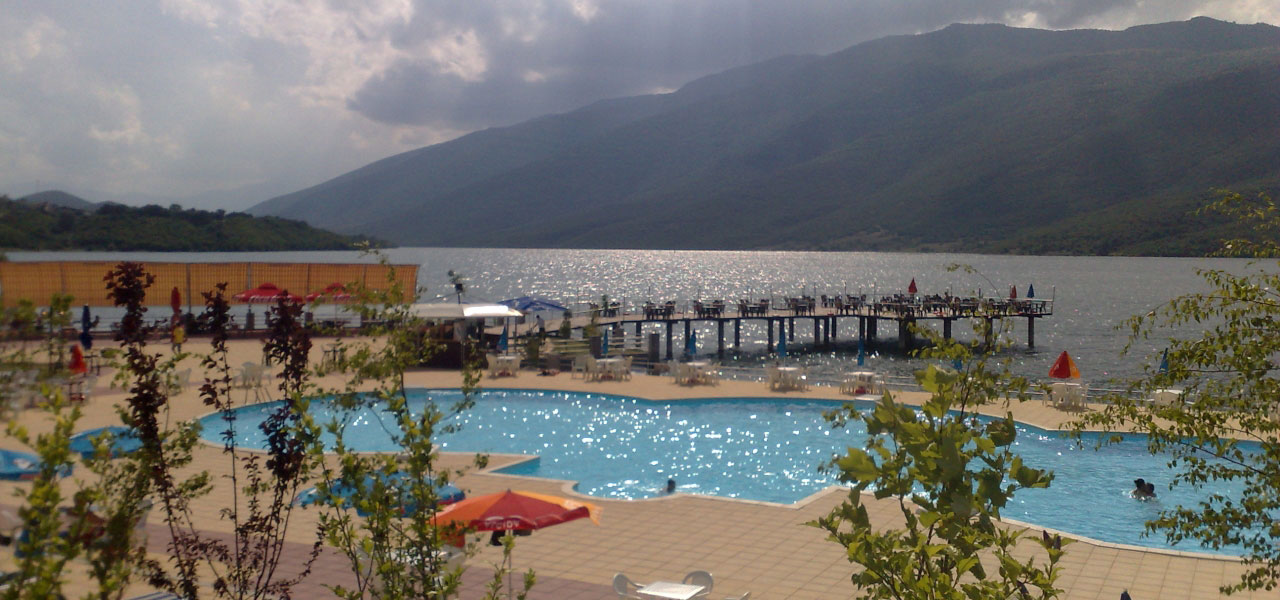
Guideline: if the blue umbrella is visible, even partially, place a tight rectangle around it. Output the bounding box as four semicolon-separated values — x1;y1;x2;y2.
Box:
777;325;787;358
1027;284;1036;298
685;331;697;357
856;338;864;366
601;330;609;356
69;426;142;459
295;472;464;517
498;296;568;313
0;449;72;481
79;305;93;351
1159;349;1169;374
498;324;508;352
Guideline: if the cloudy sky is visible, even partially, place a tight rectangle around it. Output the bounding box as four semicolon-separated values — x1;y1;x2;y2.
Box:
2;1;1276;211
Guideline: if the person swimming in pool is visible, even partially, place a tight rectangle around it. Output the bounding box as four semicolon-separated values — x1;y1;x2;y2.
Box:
1132;478;1151;499
1145;482;1156;498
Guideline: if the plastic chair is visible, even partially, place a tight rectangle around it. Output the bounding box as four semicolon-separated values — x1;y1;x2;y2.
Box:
612;573;644;599
682;570;714;597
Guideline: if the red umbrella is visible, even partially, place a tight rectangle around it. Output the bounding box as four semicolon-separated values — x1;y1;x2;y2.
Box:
1009;285;1018;299
170;286;181;316
69;344;88;375
233;282;302;304
305;282;354;303
907;278;918;295
1048;351;1081;380
431;489;601;532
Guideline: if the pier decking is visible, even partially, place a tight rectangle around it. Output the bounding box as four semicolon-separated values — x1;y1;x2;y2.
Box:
543;295;1053;360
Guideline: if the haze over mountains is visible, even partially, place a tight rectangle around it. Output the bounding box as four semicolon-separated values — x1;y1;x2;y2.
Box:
249;18;1280;256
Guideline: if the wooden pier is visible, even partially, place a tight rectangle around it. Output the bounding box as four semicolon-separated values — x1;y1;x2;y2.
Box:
540;295;1053;361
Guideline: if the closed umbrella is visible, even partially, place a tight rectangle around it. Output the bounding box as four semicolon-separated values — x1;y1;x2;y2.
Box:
1027;283;1035;298
79;305;93;351
600;329;609;356
498;324;509;353
1158;349;1169;374
777;324;787;358
170;286;181;317
69;426;142;459
855;337;863;366
1048;351;1081;380
685;330;697;357
908;278;918;295
1009;285;1018;300
68;344;88;375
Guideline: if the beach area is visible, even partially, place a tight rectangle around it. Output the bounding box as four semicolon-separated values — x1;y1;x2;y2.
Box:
0;334;1267;600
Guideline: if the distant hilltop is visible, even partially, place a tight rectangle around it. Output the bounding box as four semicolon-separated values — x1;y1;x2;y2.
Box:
2;192;385;251
248;17;1280;256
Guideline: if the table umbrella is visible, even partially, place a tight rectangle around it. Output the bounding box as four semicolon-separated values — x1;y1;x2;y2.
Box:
600;330;608;356
305;282;354;303
68;344;88;375
0;449;72;481
432;490;600;599
685;330;697;357
498;324;509;353
68;426;142;459
776;324;787;358
294;472;464;517
1048;350;1081;380
856;338;864;366
498;297;567;313
233;283;302;304
1158;349;1169;374
170;286;181;317
79;305;93;351
908;278;918;295
1027;283;1036;298
1009;285;1018;300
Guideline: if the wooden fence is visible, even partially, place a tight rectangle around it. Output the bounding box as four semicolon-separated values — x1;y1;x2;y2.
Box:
0;261;418;307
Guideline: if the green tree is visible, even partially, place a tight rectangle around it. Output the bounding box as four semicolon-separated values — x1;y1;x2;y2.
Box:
813;323;1066;600
1074;190;1280;593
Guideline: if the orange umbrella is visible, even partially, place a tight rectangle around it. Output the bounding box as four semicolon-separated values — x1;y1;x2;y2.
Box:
1048;350;1080;380
431;489;600;532
69;344;88;375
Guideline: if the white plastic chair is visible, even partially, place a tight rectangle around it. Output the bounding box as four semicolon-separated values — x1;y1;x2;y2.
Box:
682;570;714;598
612;573;644;599
571;355;589;379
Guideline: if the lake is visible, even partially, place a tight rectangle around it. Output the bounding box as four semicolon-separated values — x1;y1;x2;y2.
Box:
8;248;1259;386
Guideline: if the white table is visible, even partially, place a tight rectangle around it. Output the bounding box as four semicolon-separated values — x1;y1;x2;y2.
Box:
493;355;521;376
637;581;705;600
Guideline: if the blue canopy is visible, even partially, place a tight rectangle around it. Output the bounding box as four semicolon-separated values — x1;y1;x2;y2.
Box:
294;472;464;517
0;448;72;480
498;296;567;313
69;426;143;459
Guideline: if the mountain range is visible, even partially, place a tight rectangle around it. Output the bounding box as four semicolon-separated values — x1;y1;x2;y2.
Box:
248;17;1280;255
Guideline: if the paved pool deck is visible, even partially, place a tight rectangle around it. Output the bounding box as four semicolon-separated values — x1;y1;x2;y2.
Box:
1;336;1268;599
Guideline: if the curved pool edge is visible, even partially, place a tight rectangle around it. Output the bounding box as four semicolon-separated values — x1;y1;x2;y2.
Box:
193;386;1249;560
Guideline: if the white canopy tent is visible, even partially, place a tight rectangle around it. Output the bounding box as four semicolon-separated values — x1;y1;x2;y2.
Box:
408;303;523;319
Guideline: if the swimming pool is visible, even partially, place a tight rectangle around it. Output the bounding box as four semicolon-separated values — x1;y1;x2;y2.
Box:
203;388;1250;556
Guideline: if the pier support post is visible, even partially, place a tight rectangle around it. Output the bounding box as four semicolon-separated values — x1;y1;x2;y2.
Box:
943;319;952;340
635;322;642;336
666;321;674;360
767;318;775;351
868;317;878;341
829;316;836;345
899;319;915;352
734;319;741;349
717;320;725;358
813;317;821;347
1027;316;1035;349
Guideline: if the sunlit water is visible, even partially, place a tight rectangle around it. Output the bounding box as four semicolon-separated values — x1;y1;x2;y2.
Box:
203;388;1253;556
13;248;1263;385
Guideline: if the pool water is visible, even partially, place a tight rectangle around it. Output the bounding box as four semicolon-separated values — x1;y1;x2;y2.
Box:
203;388;1251;555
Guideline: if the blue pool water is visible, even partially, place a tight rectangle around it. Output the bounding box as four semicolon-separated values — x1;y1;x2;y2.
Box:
203;388;1250;555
